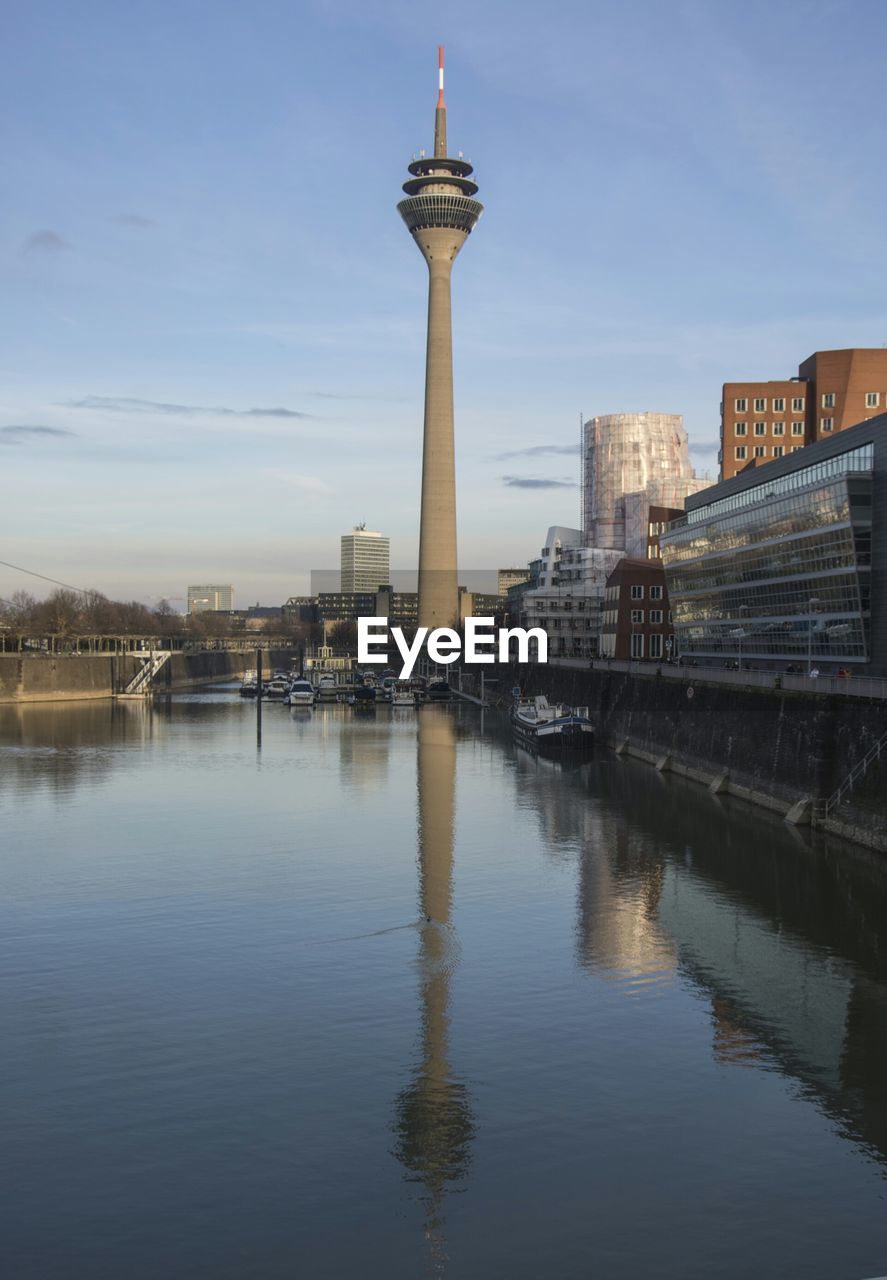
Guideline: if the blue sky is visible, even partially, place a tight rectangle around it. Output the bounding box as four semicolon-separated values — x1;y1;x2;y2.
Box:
3;0;886;605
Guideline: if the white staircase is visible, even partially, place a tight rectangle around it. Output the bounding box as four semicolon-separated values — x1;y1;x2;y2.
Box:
117;651;171;698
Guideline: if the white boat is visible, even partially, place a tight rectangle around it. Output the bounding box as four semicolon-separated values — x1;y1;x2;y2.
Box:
511;696;593;755
287;677;315;707
239;669;258;697
316;673;338;701
390;681;416;707
263;675;290;701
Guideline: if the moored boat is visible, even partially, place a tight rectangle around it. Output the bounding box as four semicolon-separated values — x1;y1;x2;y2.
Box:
239;669;258;697
264;675;290;701
511;695;593;755
390;680;416;707
316;672;338;701
287;677;315;707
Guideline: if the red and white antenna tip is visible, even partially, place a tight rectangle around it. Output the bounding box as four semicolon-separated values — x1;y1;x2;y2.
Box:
437;45;445;105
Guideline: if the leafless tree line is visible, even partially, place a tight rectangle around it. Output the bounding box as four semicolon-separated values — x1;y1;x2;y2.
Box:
0;588;322;641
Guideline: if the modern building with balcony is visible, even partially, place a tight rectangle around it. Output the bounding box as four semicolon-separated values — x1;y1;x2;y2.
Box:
660;417;884;673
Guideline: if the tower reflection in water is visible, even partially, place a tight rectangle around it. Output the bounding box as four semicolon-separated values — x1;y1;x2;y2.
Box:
392;706;475;1274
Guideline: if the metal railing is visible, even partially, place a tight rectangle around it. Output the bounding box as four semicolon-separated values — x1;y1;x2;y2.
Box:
548;656;887;701
121;651;171;696
814;729;887;821
0;633;302;655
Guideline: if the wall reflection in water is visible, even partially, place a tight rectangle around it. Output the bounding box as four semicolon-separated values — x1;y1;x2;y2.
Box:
516;743;887;1172
0;700;157;800
392;706;475;1276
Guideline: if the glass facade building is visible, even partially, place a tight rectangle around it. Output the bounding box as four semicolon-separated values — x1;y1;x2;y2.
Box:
660;440;876;667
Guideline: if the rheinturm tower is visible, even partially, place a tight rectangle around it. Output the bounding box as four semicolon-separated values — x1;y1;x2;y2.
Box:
398;47;483;628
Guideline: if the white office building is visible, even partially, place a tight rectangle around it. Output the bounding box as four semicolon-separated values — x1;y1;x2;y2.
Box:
340;526;390;594
187;584;234;613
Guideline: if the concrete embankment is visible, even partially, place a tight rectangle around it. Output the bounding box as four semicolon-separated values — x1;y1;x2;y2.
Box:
479;662;887;853
0;651;293;703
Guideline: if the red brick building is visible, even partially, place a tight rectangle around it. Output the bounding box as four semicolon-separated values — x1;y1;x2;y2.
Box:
720;348;887;480
600;558;674;661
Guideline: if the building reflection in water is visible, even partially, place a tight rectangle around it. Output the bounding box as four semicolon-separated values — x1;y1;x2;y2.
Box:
337;711;391;793
520;750;887;1170
392;706;475;1276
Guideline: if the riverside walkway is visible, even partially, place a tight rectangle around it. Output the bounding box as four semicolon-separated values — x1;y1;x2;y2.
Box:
550;656;887;702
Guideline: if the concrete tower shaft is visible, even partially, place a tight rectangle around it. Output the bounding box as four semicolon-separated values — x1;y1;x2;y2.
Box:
398;47;483;629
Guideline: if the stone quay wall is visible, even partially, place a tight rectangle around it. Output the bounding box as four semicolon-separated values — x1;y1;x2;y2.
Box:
0;651;293;703
473;662;887;851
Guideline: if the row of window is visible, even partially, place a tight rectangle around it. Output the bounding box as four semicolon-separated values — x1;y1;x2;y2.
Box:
735;421;805;437
629;584;664;600
734;396;805;413
735;444;803;460
630;609;665;623
734;420;838;437
734;392;881;413
672;444;873;531
630;634;665;658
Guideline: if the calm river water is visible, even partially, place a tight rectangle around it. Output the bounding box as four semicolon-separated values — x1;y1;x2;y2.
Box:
2;689;887;1279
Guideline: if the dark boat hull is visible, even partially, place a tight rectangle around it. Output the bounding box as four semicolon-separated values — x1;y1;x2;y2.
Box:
511;717;594;757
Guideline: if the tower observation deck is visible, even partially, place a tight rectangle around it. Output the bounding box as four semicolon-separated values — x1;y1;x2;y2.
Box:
398;47;483;630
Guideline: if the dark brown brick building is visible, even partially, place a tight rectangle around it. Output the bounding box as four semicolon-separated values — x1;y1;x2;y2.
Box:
720;348;887;480
600;558;674;661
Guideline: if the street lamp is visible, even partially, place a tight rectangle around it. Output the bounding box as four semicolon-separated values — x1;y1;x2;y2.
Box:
737;603;749;670
807;597;821;675
729;627;747;672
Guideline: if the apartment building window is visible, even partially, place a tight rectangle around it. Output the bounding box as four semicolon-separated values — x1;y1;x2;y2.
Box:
735;445;747;460
791;421;805;436
631;633;645;659
772;421;785;436
773;445;784;458
792;397;805;411
650;585;663;601
734;421;747;436
630;585;644;600
754;398;766;412
630;609;644;624
866;392;880;408
649;634;663;659
791;445;803;452
821;417;834;432
753;445;766;457
734;397;747;412
754;422;766;436
822;392;835;408
773;397;785;412
650;609;663;624
647;546;660;559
